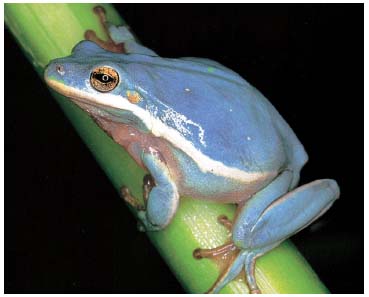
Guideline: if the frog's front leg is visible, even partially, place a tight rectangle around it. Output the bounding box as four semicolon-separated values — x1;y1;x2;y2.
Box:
85;6;157;56
122;147;179;231
196;171;339;294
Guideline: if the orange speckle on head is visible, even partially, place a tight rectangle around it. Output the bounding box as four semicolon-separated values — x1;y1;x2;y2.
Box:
126;90;142;104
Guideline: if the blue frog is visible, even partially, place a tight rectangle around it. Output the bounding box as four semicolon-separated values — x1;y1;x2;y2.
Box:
44;7;339;294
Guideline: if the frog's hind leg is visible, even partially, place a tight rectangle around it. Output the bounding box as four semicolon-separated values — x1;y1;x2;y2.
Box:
196;171;339;293
84;6;125;53
232;174;339;293
193;245;267;293
193;217;242;293
206;251;247;294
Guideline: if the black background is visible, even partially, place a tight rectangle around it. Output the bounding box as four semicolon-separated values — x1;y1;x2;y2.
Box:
5;4;363;294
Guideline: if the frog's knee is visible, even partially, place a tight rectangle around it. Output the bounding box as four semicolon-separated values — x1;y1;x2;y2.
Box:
324;179;340;199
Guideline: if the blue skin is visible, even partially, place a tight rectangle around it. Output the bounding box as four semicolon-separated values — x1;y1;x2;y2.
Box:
44;23;339;293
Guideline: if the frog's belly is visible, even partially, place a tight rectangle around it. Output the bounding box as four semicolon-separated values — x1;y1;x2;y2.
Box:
93;117;277;204
168;147;277;204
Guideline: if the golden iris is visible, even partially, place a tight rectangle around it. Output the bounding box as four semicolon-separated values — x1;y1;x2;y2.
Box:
90;66;119;92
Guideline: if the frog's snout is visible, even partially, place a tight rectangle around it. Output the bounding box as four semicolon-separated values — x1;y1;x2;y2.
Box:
45;62;63;76
44;61;73;96
44;62;66;88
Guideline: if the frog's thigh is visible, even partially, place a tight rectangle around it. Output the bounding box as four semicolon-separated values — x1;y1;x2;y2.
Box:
142;151;179;228
232;170;293;247
233;173;339;249
245;179;339;250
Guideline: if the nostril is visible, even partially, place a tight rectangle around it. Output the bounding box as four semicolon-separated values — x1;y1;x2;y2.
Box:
56;64;65;75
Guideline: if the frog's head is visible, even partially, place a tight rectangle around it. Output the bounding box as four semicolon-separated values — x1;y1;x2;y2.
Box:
44;41;152;131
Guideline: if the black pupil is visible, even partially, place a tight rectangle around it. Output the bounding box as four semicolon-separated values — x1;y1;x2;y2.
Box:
94;72;114;83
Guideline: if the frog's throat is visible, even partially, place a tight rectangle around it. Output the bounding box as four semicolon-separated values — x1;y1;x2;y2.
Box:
45;78;275;184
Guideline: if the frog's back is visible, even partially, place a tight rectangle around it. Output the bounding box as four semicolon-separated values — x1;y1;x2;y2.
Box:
123;54;306;176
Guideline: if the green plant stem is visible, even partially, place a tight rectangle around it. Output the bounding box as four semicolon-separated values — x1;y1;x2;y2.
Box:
5;3;329;293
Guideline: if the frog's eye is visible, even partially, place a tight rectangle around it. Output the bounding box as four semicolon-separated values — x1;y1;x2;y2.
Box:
90;66;119;92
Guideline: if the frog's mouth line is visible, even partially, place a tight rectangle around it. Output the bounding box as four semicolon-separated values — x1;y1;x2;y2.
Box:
45;77;124;111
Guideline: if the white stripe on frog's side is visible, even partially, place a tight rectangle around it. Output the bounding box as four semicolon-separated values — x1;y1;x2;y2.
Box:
136;85;207;147
160;106;207;147
46;78;274;183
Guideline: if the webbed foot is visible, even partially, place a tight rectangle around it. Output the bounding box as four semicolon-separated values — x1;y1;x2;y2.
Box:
192;211;265;294
120;186;145;211
193;215;235;264
194;247;261;294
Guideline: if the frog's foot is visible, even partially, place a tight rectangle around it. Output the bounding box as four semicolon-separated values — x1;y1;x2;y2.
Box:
136;174;162;232
217;215;233;231
84;6;125;53
196;248;262;294
120;186;162;232
120;174;165;232
192;213;260;293
193;242;237;260
136;209;162;232
120;174;155;211
192;215;233;259
86;6;158;55
120;186;145;211
122;147;180;233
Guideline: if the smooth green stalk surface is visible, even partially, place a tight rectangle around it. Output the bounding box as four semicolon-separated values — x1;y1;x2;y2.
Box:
5;3;329;294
